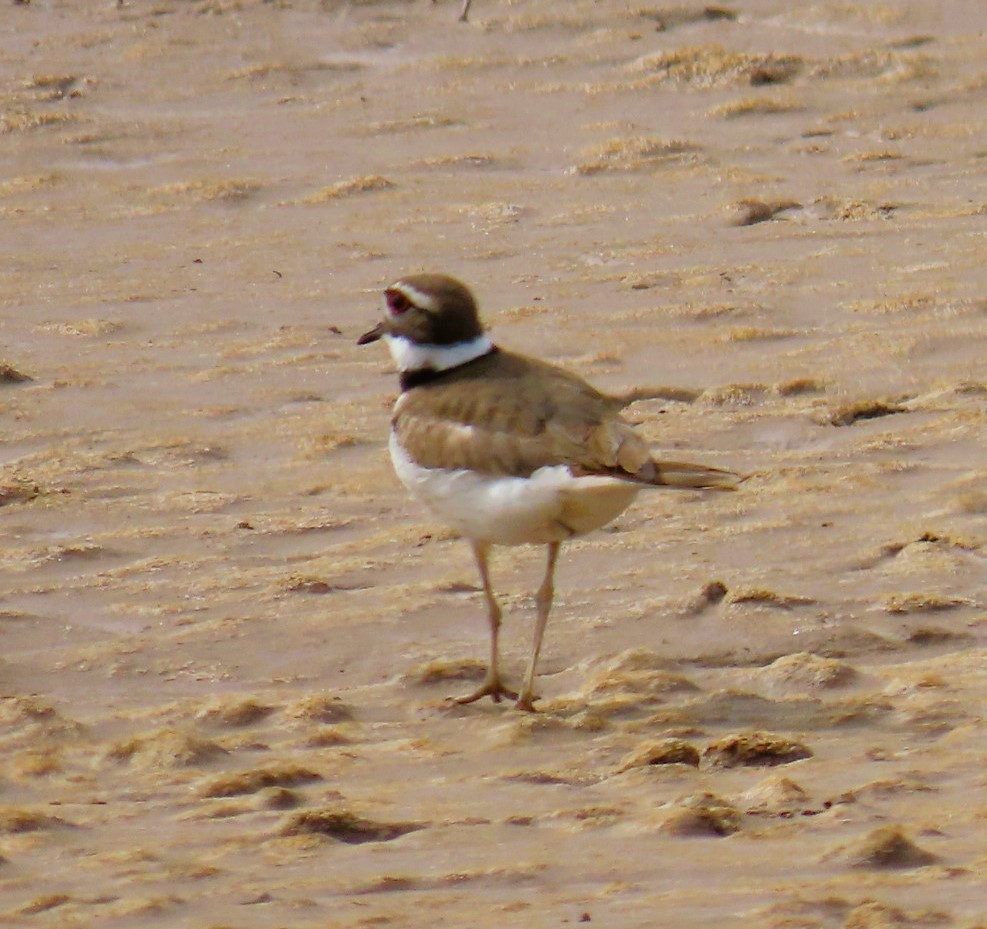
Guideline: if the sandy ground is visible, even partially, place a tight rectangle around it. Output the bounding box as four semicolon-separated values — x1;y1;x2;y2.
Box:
1;0;986;926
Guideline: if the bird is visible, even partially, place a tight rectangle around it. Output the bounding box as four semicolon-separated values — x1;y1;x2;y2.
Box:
358;274;738;711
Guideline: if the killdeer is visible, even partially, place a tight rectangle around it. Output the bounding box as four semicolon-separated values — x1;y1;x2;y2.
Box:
359;274;738;711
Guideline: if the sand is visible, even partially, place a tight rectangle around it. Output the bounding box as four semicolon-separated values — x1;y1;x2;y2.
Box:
1;0;986;926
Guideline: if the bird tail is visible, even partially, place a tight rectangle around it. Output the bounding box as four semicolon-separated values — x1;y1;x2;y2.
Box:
647;460;741;491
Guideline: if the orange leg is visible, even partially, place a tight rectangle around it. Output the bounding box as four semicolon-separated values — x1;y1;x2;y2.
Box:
453;540;518;705
515;541;560;712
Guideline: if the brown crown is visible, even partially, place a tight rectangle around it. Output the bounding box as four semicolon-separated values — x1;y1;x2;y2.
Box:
384;274;486;346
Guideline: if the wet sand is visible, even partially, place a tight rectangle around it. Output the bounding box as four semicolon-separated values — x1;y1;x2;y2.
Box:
1;1;986;925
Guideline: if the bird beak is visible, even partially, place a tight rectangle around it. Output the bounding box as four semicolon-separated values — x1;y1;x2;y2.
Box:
357;322;384;345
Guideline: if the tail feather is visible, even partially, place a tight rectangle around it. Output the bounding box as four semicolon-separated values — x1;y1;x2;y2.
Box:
647;460;740;491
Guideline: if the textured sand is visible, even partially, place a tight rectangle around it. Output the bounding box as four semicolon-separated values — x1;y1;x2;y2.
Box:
1;1;986;926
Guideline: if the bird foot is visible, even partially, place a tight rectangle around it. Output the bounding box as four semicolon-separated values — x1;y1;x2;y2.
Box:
452;675;518;706
514;692;539;713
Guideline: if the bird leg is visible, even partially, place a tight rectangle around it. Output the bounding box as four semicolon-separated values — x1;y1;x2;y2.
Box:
515;541;561;712
454;540;518;705
430;0;472;22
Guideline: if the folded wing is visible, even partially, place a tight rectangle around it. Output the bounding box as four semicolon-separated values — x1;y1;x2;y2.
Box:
393;350;738;490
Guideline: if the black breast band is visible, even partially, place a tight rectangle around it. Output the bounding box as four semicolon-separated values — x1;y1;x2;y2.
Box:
399;346;498;392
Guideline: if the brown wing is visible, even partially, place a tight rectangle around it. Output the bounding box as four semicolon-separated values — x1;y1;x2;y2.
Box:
393;350;666;481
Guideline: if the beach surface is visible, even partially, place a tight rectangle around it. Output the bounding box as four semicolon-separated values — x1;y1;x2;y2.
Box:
1;1;986;925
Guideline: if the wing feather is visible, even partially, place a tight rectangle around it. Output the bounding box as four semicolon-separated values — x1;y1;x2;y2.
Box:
393;349;738;489
394;350;663;482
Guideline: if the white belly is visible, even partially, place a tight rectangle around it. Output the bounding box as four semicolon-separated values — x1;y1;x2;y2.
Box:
389;431;640;546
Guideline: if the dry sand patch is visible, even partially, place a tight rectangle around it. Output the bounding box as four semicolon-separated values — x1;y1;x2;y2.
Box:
1;1;985;926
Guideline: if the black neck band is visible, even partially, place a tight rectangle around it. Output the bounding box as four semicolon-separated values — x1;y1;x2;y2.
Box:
399;345;498;392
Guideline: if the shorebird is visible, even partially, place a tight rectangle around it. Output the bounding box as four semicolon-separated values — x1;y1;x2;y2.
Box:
359;274;737;710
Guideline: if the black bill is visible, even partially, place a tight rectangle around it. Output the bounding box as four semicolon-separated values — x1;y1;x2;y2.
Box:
357;322;384;345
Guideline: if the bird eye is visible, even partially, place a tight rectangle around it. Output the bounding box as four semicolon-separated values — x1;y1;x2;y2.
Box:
386;290;411;315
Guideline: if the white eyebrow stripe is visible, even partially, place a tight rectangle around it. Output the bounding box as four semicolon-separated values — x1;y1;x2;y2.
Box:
389;282;438;313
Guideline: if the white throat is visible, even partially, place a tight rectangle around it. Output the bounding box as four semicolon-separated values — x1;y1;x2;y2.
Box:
384;333;494;373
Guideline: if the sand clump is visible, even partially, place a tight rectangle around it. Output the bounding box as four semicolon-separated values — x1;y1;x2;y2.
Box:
103;729;228;769
284;695;355;724
829;826;939;870
616;738;702;772
0;362;32;383
0;807;73;834
739;775;815;816
659;792;743;837
725;197;802;226
754;653;858;691
0;482;41;506
299;175;395;203
624;45;803;88
197;763;322;798
278;809;424;844
702;731;813;769
194;697;275;727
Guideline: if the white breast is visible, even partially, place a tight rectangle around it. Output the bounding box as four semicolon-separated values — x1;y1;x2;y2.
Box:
389;431;640;546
